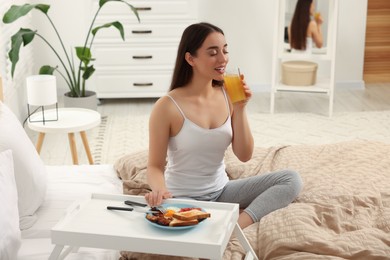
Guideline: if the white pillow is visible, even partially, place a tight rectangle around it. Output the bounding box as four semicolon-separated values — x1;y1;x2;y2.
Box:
0;102;47;229
0;150;21;259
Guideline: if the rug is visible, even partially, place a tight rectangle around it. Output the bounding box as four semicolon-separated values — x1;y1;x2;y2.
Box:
90;111;390;164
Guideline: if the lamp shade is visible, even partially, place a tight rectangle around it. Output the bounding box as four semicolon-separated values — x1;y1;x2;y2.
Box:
26;75;57;106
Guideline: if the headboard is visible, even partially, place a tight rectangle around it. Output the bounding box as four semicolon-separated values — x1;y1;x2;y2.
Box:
0;76;3;102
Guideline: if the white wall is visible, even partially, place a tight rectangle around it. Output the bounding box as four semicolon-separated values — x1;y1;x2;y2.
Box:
29;0;367;94
198;0;274;90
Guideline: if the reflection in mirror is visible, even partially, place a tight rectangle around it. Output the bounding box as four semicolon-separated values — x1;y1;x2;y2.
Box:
284;0;328;54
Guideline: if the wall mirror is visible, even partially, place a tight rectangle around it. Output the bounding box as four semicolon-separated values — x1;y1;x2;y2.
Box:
283;0;330;54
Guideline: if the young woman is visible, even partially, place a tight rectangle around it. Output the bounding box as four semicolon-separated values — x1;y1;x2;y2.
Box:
145;22;303;229
289;0;324;52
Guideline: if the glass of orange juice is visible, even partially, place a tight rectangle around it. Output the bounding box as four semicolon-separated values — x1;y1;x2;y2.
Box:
223;68;246;103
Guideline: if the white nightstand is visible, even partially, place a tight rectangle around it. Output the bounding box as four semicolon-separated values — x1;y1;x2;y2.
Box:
27;108;101;165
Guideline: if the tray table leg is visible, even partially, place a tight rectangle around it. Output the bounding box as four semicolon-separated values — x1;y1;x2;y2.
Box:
59;246;78;259
49;245;78;260
233;224;259;260
49;245;63;260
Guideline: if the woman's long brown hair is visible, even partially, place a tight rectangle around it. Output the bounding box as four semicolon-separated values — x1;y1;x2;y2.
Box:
169;22;224;91
290;0;313;50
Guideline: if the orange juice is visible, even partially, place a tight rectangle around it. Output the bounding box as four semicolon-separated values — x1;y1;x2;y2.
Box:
314;12;321;20
224;74;246;103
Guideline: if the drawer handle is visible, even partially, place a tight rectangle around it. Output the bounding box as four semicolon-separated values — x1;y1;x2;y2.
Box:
135;7;152;11
132;30;152;34
132;55;153;59
133;83;153;87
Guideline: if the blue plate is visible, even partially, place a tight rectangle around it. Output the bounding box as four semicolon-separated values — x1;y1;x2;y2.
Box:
145;203;206;230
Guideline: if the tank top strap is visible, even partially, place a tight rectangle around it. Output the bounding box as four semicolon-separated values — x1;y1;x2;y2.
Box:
166;94;186;119
221;87;231;115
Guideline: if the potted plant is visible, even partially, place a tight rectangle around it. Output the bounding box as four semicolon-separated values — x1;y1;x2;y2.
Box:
2;0;139;109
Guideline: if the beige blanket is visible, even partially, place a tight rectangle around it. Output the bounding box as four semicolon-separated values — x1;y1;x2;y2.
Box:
114;140;390;260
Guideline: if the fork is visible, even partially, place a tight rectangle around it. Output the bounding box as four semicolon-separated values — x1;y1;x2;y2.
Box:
124;200;166;214
153;205;166;214
124;200;148;207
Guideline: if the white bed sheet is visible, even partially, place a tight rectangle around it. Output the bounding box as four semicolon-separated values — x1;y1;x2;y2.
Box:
18;164;123;260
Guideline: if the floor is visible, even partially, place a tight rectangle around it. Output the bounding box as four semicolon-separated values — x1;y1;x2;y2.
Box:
26;84;390;165
96;83;390;116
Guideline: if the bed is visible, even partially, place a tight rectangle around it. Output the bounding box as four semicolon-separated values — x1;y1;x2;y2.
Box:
1;81;390;260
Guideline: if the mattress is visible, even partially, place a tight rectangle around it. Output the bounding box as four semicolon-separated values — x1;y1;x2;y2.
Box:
17;164;122;260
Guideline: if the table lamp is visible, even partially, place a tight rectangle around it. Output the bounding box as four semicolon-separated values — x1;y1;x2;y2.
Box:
26;75;58;125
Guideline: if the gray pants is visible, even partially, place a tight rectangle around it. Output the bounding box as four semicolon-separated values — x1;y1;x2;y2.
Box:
216;169;303;222
177;170;303;223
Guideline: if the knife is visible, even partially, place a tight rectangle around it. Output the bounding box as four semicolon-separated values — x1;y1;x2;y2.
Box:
107;206;159;214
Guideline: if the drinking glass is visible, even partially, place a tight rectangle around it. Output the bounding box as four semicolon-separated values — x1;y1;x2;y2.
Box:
223;68;246;103
314;12;321;21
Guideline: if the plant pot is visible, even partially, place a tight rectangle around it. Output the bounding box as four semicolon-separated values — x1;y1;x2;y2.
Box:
63;90;98;111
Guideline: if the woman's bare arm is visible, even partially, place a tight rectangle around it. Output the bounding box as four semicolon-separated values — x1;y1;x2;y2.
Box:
310;19;323;48
145;97;173;206
230;76;254;162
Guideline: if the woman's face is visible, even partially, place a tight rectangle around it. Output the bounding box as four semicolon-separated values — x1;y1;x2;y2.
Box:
190;32;229;81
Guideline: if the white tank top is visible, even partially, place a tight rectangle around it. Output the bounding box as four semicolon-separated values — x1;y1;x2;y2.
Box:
165;88;232;197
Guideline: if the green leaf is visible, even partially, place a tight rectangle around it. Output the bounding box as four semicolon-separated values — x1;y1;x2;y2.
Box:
3;4;50;23
123;2;140;22
82;65;95;80
92;21;125;41
99;0;110;6
34;4;50;13
98;0;139;22
9;28;36;77
75;47;92;64
39;65;57;75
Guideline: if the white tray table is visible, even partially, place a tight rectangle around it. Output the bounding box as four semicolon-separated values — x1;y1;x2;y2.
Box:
49;193;258;260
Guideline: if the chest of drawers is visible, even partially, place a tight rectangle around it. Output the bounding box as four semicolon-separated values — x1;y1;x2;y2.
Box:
91;0;198;99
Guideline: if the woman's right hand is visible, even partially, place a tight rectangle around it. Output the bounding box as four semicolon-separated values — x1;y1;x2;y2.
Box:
145;190;172;207
314;13;323;25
